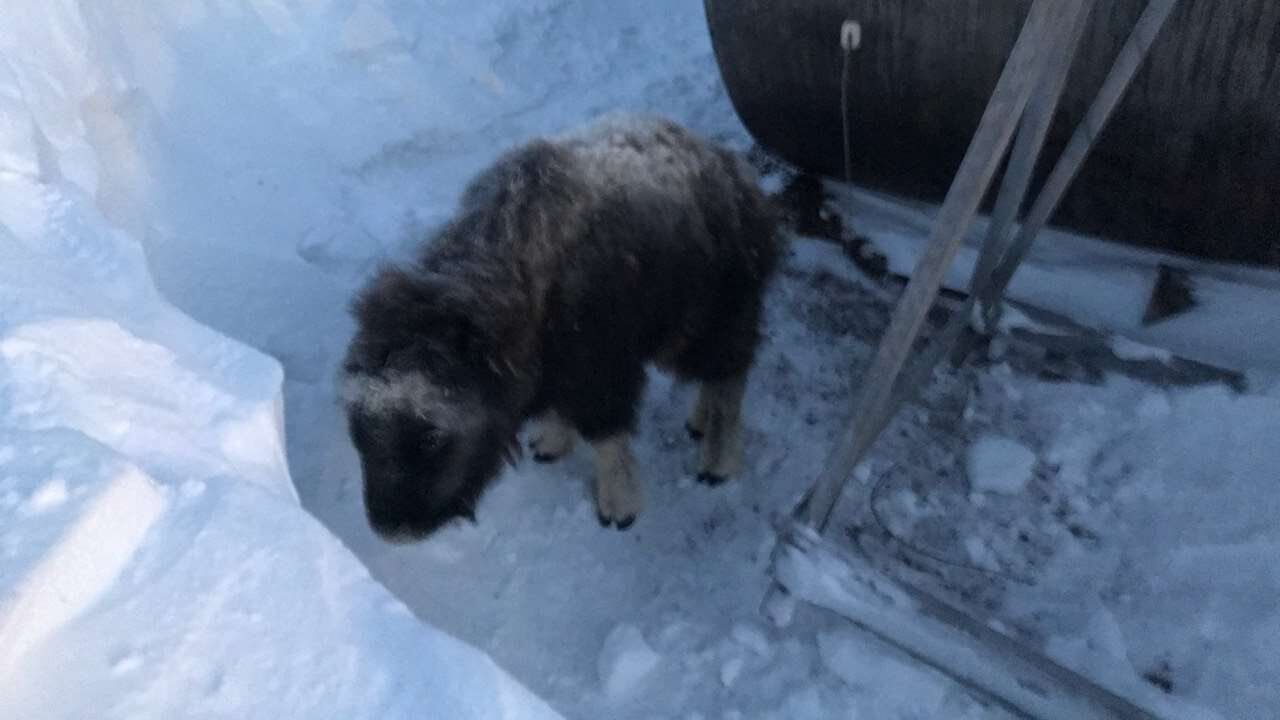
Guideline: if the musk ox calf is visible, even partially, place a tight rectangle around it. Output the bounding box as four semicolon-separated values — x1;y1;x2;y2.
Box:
341;113;781;540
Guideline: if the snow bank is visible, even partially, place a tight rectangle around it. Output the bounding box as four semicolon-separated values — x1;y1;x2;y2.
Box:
0;2;561;718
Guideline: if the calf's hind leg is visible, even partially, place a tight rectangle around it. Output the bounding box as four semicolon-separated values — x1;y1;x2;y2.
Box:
685;388;710;440
676;280;766;486
693;374;747;485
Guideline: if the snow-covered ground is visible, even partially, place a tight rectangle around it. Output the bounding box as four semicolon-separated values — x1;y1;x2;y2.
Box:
2;0;1278;718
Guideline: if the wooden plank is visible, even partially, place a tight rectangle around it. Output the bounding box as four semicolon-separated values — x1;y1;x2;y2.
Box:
974;0;1094;290
978;0;1183;324
773;523;1166;720
957;0;1096;361
877;0;1181;417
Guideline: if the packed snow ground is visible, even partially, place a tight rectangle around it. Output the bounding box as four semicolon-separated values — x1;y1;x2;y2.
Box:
2;0;1279;718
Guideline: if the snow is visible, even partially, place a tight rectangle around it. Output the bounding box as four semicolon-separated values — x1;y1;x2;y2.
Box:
1082;386;1280;713
0;1;563;716
818;628;951;714
23;477;69;514
1109;335;1174;363
719;656;745;687
0;191;561;717
827;184;1280;375
730;622;773;658
0;453;165;681
2;0;1278;718
967;436;1037;496
597;624;662;698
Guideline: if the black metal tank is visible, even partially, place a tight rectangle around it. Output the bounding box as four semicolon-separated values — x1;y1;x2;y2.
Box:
705;0;1280;267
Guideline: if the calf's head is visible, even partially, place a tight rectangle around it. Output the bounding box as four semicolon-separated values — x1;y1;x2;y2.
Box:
341;267;517;541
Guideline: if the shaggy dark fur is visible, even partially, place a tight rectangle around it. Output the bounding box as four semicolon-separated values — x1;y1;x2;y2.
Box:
341;113;781;540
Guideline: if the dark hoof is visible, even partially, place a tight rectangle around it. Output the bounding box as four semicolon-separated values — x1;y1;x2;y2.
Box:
614;516;635;531
697;472;729;487
533;452;560;464
597;514;612;528
685;422;704;440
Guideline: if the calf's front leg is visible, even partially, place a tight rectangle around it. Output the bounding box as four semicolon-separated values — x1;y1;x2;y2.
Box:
693;374;747;485
591;434;643;530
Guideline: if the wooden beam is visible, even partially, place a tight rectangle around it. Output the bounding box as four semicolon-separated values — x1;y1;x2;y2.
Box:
774;523;1166;720
977;0;1183;325
802;0;1081;531
952;1;1096;363
973;1;1095;294
878;0;1177;447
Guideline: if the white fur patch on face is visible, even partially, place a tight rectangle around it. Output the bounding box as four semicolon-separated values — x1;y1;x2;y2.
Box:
340;372;462;425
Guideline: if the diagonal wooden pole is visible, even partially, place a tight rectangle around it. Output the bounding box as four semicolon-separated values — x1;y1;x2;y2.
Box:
774;524;1164;719
802;0;1079;532
974;0;1183;334
975;5;1093;292
950;0;1096;363
840;0;1179;481
765;1;1183;717
880;0;1177;471
762;0;1076;624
